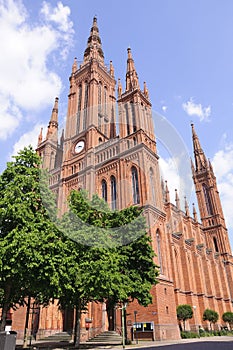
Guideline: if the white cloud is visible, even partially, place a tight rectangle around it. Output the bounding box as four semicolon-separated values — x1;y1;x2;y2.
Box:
182;98;211;122
0;0;74;140
162;105;168;112
41;1;72;33
0;93;22;140
11;123;46;159
212;143;233;232
40;1;74;59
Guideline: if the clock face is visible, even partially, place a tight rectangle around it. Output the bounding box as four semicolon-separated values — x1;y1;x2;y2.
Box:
75;140;85;153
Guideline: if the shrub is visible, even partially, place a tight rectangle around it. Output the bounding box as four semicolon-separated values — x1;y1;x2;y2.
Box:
181;331;199;339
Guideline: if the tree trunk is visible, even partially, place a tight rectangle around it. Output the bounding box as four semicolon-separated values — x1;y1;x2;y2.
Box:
0;282;12;331
73;301;81;348
183;320;185;331
0;302;8;331
106;299;115;331
23;296;31;348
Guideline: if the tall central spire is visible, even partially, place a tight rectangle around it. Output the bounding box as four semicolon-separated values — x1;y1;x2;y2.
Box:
83;16;104;64
191;123;208;172
125;47;139;91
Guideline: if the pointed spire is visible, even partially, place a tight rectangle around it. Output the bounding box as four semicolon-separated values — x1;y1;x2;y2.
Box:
60;129;64;146
109;60;114;77
175;189;180;210
192;203;198;222
191;123;208;172
72;57;77;73
51;97;59;123
164;180;170;203
83;16;104;64
118;78;122;97
125;47;139;92
46;97;59;141
38;127;43;146
184;196;190;216
143;81;149;98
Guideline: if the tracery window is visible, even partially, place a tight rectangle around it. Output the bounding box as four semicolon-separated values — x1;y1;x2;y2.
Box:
102;179;107;202
203;183;213;215
111;176;117;210
132;166;140;204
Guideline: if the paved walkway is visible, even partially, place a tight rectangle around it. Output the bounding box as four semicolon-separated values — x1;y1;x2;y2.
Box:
16;336;233;349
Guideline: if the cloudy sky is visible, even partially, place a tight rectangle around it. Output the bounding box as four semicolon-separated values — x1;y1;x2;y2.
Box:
1;0;233;248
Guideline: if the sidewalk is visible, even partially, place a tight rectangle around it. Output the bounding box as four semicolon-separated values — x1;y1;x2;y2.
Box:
16;335;233;349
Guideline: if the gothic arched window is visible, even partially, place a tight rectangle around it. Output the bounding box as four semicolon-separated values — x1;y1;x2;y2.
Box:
156;230;163;274
149;167;156;204
203;183;213;216
125;103;130;135
101;179;107;202
213;237;219;252
132;166;140;204
104;86;107;115
130;101;137;132
111;176;117;210
83;81;89;131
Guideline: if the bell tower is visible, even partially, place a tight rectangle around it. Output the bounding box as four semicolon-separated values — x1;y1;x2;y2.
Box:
118;48;155;142
191;123;232;254
63;16;116;155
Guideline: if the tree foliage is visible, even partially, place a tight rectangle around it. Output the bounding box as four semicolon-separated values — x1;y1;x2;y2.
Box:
0;147;67;330
176;304;193;331
59;189;159;346
222;311;233;330
203;309;219;330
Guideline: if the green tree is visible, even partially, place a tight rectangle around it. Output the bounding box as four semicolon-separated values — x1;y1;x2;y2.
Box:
176;304;193;331
59;189;159;346
222;311;233;330
0;147;67;333
203;308;219;330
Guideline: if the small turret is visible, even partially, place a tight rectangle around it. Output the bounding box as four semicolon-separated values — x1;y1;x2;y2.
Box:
175;189;180;210
192;203;198;222
164;180;170;203
143;81;149;99
118;78;122;97
109;60;114;77
46;97;59;142
125;47;139;92
184;196;190;217
72;57;78;74
38;127;43;146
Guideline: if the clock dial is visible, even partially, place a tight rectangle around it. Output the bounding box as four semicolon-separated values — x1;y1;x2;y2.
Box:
75;140;85;153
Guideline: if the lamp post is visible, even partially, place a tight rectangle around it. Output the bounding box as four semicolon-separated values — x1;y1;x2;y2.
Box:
134;311;138;344
120;303;127;349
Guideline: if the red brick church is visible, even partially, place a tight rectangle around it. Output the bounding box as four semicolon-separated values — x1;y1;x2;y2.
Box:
12;17;233;341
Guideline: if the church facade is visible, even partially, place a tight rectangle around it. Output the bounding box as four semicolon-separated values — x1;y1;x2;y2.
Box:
32;17;233;341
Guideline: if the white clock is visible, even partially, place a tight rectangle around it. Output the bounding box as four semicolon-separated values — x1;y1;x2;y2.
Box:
75;140;85;153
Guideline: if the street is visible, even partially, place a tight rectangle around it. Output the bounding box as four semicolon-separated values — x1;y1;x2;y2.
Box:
132;339;233;350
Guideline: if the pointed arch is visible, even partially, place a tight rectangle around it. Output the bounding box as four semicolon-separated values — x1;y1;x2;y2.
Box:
83;81;89;131
77;84;82;133
131;166;140;204
110;175;117;210
101;179;107;202
156;229;163;274
203;183;213;216
213;236;219;252
149;167;156;205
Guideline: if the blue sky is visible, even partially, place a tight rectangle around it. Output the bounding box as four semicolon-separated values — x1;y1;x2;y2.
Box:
0;0;233;249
